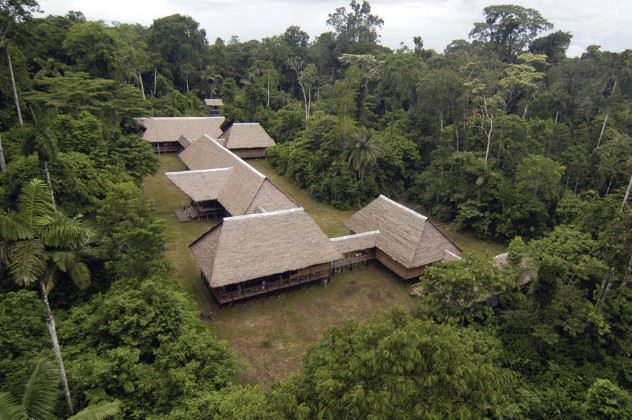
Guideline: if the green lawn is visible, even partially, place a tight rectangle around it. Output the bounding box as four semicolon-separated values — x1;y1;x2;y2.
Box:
143;154;503;386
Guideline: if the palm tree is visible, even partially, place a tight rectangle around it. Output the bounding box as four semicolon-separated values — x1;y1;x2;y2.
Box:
20;121;58;207
0;358;120;420
344;128;381;181
0;179;93;416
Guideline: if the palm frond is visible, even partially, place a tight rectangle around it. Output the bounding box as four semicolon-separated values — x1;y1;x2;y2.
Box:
40;214;92;249
9;240;48;287
17;179;55;229
0;392;27;420
0;212;32;241
21;358;59;420
69;261;91;290
51;251;76;272
67;401;120;420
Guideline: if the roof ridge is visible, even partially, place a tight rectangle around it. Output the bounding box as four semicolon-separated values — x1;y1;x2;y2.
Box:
330;230;380;242
165;167;232;175
378;195;427;221
225;207;303;221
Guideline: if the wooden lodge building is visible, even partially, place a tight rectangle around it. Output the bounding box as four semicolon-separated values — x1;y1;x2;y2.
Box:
204;98;224;116
218;122;276;159
345;195;463;279
166;135;295;220
149;112;464;304
136;116;225;152
190;208;343;304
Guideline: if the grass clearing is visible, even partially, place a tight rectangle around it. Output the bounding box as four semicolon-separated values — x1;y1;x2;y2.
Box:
143;155;503;387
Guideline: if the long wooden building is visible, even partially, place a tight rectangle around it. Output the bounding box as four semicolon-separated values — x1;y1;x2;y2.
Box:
166;135;296;219
136;116;225;152
218;122;276;159
345;195;462;279
190;208;343;304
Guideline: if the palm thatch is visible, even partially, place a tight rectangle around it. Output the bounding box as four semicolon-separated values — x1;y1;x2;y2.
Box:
174;136;296;214
345;195;462;269
190;208;342;287
219;123;276;150
165;168;232;202
136;117;224;143
204;98;224;107
330;230;380;254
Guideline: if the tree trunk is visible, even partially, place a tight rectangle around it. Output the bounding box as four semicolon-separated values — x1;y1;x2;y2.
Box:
266;70;270;108
484;117;493;163
44;161;56;211
185;75;189;93
522;102;529;119
597;113;608;148
0;135;6;171
554;109;559;124
605;174;614;195
38;280;74;415
454;125;460;152
6;46;23;126
622;174;632;213
152;68;157;96
137;71;145;100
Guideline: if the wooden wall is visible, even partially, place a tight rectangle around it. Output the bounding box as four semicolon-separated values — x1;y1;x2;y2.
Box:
375;249;425;280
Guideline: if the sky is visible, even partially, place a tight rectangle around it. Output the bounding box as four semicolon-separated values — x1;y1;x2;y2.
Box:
38;0;632;57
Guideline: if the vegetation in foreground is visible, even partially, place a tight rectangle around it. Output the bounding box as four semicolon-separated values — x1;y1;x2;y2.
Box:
0;0;631;418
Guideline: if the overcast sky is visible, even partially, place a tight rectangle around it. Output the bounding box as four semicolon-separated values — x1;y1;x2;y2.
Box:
38;0;632;57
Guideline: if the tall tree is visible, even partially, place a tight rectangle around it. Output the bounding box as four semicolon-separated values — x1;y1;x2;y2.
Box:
327;0;383;54
148;14;207;91
469;5;552;61
0;179;93;416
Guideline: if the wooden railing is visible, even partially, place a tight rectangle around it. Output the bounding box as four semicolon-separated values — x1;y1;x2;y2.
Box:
215;270;327;303
331;253;375;271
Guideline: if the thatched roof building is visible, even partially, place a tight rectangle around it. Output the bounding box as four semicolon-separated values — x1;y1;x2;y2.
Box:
190;208;343;303
345;195;462;279
204;98;224;116
219;123;276;158
136;117;225;152
204;98;224;107
170;136;296;217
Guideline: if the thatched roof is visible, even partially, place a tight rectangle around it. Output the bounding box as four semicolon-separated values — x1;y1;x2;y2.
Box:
219;123;276;150
190;208;343;287
175;136;296;213
165;168;232;202
245;179;297;214
204;98;224;107
179;135;243;170
136;117;224;142
345;195;462;268
178;135;193;149
330;230;380;254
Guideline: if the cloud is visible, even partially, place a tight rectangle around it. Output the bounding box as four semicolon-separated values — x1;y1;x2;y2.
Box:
39;0;632;56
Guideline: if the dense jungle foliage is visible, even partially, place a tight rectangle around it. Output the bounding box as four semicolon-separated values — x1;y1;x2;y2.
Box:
0;1;631;418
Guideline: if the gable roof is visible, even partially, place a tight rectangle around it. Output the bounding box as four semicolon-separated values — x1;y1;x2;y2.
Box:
219;123;276;150
136;117;224;142
345;195;461;268
179;135;241;170
174;136;297;214
190;208;343;287
165;168;232;202
204;98;224;107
